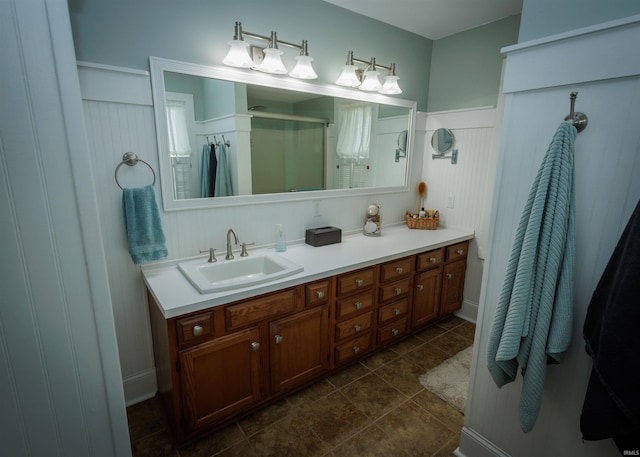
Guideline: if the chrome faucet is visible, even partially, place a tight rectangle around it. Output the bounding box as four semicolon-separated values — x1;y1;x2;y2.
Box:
226;229;239;260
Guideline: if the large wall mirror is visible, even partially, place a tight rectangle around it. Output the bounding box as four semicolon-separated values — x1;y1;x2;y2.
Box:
150;57;417;210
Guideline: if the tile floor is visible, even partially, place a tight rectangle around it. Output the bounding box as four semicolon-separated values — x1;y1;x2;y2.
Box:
127;316;475;457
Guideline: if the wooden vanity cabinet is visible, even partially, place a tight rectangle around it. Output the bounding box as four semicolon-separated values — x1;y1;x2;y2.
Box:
148;240;470;444
439;241;469;317
375;257;412;347
332;267;375;366
411;248;444;328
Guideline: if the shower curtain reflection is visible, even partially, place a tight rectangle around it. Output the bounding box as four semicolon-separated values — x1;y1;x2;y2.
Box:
250;118;326;194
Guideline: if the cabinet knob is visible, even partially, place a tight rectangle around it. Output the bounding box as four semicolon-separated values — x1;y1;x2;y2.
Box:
353;346;360;354
316;290;325;299
354;324;361;332
192;325;203;337
274;334;283;345
395;267;404;274
416;284;424;292
393;308;400;316
354;301;363;310
456;249;464;255
251;341;260;351
429;257;437;263
394;287;402;295
392;328;399;336
355;279;364;287
446;273;453;279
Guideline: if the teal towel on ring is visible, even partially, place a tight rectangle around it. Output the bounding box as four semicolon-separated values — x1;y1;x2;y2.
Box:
122;185;168;264
487;121;576;432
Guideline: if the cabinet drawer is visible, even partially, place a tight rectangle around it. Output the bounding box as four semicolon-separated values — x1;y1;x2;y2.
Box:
446;241;469;262
226;289;296;331
335;291;374;320
378;277;411;303
377;318;407;345
176;312;214;345
336;267;375;296
334;334;371;365
305;280;330;307
378;298;409;325
379;257;412;283
416;248;444;271
335;312;372;341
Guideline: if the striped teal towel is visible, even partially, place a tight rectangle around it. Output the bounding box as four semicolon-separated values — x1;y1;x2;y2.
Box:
122;185;168;264
487;121;576;432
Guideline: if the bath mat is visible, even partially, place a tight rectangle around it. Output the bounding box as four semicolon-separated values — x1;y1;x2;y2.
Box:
419;346;473;413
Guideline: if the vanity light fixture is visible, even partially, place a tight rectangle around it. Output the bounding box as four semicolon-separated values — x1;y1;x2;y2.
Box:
335;51;402;95
222;22;318;79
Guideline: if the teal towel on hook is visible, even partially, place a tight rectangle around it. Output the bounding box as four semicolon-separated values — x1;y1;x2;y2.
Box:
487;121;576;433
214;143;233;197
122;185;168;264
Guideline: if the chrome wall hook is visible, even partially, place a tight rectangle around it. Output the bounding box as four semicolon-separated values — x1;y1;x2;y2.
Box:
564;92;588;133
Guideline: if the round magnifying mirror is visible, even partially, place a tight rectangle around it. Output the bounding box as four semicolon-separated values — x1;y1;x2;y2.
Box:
431;128;454;153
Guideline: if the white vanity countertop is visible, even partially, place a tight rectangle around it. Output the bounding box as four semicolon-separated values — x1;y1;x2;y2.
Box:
142;225;474;319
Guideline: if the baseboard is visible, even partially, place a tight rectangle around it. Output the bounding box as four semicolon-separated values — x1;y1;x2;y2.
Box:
455;299;478;323
122;368;158;406
456;426;511;457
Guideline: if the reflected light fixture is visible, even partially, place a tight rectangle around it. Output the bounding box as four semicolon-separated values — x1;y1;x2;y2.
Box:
222;22;317;79
335;51;402;95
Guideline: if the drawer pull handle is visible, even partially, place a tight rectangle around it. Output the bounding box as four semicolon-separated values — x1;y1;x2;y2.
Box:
275;334;283;345
251;341;260;351
456;249;464;255
446;273;453;279
354;301;363;310
393;308;401;316
429;257;437;263
395;267;404;274
353;346;360;354
392;328;399;336
354;324;361;332
355;279;364;287
394;287;402;295
416;284;424;292
316;290;325;299
192;325;203;337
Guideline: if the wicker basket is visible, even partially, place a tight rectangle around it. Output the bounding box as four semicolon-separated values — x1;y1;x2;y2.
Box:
406;211;439;230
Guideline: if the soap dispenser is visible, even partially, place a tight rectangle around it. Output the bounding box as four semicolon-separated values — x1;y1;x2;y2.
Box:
275;224;287;252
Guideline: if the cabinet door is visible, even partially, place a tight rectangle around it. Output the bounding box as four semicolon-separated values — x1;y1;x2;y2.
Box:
412;268;442;328
179;327;262;432
440;260;467;315
270;305;329;394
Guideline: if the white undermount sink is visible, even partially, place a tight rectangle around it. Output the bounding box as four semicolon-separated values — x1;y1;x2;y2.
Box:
178;253;304;294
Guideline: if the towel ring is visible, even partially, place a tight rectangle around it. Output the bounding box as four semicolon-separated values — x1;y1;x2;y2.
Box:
114;152;156;190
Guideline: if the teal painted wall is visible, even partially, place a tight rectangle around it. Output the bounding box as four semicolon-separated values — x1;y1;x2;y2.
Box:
519;0;640;41
427;15;520;112
68;0;432;110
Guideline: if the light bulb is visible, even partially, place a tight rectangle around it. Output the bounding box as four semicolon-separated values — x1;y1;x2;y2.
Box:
379;75;402;94
222;39;254;68
257;48;287;74
335;65;361;87
289;55;318;79
359;70;382;91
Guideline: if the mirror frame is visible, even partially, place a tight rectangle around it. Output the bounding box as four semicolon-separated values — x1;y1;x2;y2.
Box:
149;56;417;211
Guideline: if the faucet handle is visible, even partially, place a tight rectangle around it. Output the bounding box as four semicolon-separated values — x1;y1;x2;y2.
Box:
199;248;217;263
240;242;255;257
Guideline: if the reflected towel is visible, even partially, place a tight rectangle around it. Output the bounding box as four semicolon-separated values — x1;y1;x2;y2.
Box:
214;143;233;197
487;121;576;432
200;144;210;198
122;185;168;264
